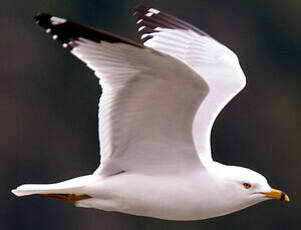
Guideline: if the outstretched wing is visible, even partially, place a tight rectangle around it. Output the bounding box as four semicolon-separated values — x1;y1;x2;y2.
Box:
34;14;209;176
134;6;246;162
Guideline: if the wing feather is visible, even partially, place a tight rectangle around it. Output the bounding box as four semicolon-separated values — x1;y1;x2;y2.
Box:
34;14;209;176
134;6;246;161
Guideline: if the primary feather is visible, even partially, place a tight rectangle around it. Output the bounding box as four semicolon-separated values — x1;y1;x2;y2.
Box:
134;5;246;160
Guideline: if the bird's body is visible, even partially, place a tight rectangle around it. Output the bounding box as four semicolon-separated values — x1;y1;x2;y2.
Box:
78;165;231;220
80;163;272;220
12;5;289;221
14;162;269;220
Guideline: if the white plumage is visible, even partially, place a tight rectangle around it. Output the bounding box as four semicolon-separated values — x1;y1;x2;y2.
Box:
12;6;289;221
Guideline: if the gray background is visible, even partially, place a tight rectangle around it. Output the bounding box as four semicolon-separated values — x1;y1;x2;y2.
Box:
1;0;300;229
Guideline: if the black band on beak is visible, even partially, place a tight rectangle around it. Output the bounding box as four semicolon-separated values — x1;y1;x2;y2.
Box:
280;192;286;201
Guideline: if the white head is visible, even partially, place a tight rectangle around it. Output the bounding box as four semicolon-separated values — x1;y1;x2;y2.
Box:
208;164;290;217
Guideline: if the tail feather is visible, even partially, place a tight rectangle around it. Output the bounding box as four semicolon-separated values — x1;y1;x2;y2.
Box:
12;184;82;197
11;175;96;197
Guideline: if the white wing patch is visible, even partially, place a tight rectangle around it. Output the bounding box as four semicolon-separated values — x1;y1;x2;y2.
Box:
50;16;67;25
148;8;160;14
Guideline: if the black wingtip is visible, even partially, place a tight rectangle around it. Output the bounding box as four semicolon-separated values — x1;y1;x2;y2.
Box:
134;5;149;12
33;13;76;50
133;5;210;40
33;12;144;50
133;5;150;17
33;13;52;24
33;13;49;20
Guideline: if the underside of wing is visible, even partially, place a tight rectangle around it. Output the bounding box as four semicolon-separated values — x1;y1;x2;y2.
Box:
34;14;209;176
134;6;247;161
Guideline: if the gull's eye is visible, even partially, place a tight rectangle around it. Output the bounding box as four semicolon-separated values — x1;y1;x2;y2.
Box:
243;183;252;189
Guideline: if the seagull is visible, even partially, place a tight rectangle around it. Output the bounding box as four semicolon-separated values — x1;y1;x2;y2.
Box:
12;5;290;221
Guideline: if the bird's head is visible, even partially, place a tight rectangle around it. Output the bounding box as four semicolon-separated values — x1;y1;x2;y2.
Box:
209;164;290;216
218;166;290;208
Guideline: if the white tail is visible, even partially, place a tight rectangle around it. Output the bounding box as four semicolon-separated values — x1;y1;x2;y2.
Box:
12;175;96;197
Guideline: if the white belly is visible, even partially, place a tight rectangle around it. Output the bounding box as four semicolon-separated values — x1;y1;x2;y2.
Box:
76;171;238;220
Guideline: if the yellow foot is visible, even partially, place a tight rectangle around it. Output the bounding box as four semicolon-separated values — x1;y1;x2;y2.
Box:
40;193;92;203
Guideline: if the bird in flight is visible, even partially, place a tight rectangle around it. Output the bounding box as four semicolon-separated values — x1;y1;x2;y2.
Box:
12;5;289;220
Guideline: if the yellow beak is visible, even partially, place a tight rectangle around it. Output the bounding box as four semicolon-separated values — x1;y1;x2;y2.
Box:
262;188;290;202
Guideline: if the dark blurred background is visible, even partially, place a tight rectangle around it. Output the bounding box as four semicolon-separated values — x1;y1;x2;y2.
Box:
1;0;300;229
